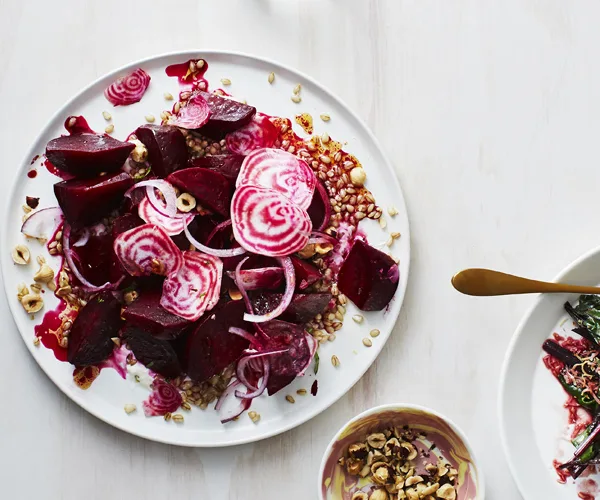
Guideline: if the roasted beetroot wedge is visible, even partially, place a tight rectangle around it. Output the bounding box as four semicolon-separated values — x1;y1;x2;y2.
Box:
167;167;232;217
189;154;245;183
251;292;332;323
122;326;182;378
185;300;249;382
72;226;114;287
67;291;122;366
123;289;190;340
338;239;399;311
54;172;133;227
45;134;134;178
135;124;188;177
260;320;310;395
290;256;321;290
196;91;256;139
307;181;331;232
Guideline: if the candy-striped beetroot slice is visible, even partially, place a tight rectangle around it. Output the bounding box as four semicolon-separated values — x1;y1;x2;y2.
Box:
231;185;312;257
104;68;151;106
114;223;183;276
169;92;210;129
160;251;223;321
236;148;316;210
225;114;278;155
138;196;195;236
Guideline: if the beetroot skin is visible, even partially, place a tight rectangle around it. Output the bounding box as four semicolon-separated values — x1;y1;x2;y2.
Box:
167;167;232;217
185;300;249;383
196;91;256;139
123;289;190;340
189;154;245;183
54;172;133;227
67;291;122;366
337;239;399;311
122;326;182;378
251;292;332;324
45;134;134;178
135;125;188;178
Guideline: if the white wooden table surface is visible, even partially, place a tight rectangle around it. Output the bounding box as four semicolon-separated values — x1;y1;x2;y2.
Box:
2;1;598;498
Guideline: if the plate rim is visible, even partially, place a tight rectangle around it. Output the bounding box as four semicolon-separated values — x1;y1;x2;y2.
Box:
498;244;600;497
0;49;411;447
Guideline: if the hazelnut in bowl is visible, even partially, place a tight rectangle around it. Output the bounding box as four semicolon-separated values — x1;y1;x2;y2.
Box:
318;404;484;500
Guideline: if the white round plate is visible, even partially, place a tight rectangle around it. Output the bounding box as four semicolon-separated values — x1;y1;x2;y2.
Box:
500;246;600;498
1;51;410;447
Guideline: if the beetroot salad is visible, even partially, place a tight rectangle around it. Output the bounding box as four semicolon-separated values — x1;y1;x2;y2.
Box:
17;59;401;424
542;295;600;494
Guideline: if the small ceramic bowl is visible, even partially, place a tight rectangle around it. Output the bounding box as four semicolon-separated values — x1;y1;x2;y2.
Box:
318;404;484;500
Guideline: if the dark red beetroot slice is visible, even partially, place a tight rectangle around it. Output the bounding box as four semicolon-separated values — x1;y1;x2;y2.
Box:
226;114;278;155
290;256;321;291
72;226;114;287
135;125;188;178
67;291;122;366
227;267;284;290
45;134;134;178
231;185;312;257
122;326;182;378
195;91;256;139
123;289;190;340
259;320;310;396
338;239;399;311
167;167;232;217
54;172;134;227
185;300;250;383
307;181;331;232
189;154;245;183
250;292;332;324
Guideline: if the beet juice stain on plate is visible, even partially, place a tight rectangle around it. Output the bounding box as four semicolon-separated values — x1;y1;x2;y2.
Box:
6;51;409;447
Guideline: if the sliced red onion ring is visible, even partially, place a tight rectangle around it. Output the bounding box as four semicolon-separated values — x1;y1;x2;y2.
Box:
170;92;210;129
226;114;278;155
231;185;312;257
216;380;252;423
312;181;331;232
243;256;295;323
307;231;337;247
21;207;64;240
229;327;262;349
184;221;246;258
125;180;178;218
236;148;316;210
71;228;90;248
63;223;118;292
138;196;195;236
236;358;270;399
104;68;151;106
114;223;183;276
205;219;232;246
297;333;318;376
160;251;222;321
234;257;253;312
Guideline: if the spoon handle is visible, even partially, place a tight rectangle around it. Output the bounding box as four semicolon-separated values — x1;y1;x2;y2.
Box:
451;268;600;296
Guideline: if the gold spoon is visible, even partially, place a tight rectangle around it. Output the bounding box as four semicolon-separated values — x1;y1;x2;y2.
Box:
451;268;600;296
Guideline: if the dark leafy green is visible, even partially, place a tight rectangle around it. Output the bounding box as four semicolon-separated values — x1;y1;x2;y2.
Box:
565;295;600;344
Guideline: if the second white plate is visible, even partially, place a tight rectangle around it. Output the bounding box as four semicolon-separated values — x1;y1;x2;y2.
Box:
500;246;600;499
